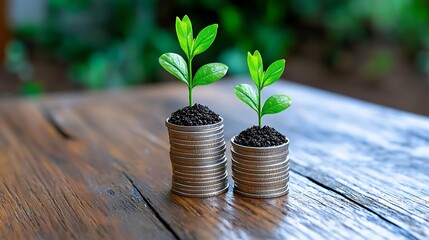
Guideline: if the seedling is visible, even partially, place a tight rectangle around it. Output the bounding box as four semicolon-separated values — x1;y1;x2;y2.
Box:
159;15;228;106
234;50;292;128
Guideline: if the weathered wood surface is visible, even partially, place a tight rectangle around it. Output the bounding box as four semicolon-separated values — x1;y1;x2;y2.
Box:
0;79;428;239
0;102;175;239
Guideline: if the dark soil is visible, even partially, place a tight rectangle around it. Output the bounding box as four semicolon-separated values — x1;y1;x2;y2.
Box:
234;126;287;147
168;104;221;126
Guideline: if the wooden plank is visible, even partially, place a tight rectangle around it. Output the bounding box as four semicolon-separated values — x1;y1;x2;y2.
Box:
0;102;175;239
38;81;423;239
214;80;429;239
203;80;429;239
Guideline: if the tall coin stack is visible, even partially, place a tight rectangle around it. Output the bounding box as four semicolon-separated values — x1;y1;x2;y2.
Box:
165;118;228;197
231;137;290;198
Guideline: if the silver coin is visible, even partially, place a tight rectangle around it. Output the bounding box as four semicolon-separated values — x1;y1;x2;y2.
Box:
233;186;289;199
233;176;289;187
169;132;224;142
173;166;227;175
170;146;226;158
173;170;227;181
232;157;289;171
173;173;228;185
173;166;226;177
173;168;227;177
231;146;287;157
169;127;223;138
169;132;225;141
231;148;288;163
232;162;289;174
173;171;228;182
170;150;226;159
171;156;226;167
167;125;223;135
232;158;289;170
170;140;225;151
170;152;225;162
171;184;229;198
231;155;288;167
232;171;289;183
172;184;229;194
171;159;226;168
170;142;225;154
169;135;225;146
234;184;288;194
232;166;289;179
172;181;228;193
172;185;228;196
168;132;224;141
172;158;227;171
233;176;290;190
232;168;289;179
169;133;225;142
172;179;227;191
232;172;290;185
231;137;289;156
170;149;226;159
171;159;226;167
165;118;224;132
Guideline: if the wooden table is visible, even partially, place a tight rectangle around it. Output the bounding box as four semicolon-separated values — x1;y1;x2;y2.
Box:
1;79;428;239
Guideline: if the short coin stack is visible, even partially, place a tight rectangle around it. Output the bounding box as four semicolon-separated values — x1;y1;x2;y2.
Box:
166;118;228;197
231;137;290;198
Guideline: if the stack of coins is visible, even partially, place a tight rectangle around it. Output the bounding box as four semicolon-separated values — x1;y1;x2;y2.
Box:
165;118;228;197
231;137;290;198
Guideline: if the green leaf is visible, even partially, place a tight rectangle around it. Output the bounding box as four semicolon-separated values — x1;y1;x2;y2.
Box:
263;59;285;87
175;15;193;58
262;94;292;116
159;53;188;84
247;51;264;88
253;50;264;82
193;24;218;56
234;84;258;112
193;63;228;87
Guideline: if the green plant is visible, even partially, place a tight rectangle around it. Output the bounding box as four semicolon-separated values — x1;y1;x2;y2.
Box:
5;40;44;96
159;15;228;106
234;50;292;128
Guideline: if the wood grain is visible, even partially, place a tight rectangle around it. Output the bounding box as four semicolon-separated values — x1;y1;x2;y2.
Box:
211;80;429;239
25;80;428;239
0;101;175;239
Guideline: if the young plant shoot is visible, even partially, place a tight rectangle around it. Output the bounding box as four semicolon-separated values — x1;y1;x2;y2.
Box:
159;15;228;106
234;51;292;128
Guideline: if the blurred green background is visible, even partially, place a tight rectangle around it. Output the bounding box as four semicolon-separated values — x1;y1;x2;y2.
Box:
1;0;429;114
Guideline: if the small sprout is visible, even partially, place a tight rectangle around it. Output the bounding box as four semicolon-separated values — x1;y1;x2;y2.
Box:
234;50;292;128
159;15;228;106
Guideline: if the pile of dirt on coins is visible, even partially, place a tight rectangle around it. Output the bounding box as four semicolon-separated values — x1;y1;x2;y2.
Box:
234;126;287;147
169;104;221;126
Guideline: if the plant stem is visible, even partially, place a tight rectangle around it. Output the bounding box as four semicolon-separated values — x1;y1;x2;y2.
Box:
188;57;193;106
258;86;262;128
